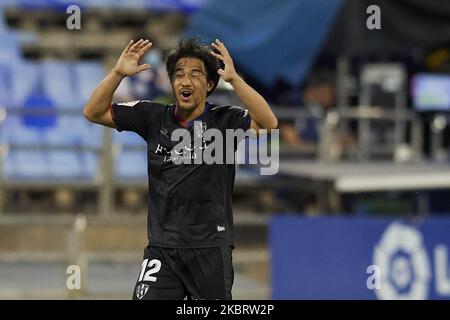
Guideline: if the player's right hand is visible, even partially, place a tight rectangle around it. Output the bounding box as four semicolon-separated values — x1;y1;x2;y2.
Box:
113;39;152;77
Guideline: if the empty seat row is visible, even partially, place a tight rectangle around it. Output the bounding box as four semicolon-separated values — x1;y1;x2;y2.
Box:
0;115;103;147
0;60;105;110
3;150;97;180
0;115;147;181
0;115;146;147
0;0;205;11
2;150;147;181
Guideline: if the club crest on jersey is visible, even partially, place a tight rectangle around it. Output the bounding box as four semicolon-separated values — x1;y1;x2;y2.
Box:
136;283;149;300
194;121;207;138
160;127;170;139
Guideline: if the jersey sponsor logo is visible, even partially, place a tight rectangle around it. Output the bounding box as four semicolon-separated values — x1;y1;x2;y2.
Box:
373;222;431;299
155;143;168;155
154;141;208;162
135;283;149;300
194;121;207;138
117;100;140;107
217;225;226;232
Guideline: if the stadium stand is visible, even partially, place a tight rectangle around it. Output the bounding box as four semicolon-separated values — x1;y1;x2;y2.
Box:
0;1;213;214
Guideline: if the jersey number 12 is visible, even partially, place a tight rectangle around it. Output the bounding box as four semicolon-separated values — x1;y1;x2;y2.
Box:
138;259;161;282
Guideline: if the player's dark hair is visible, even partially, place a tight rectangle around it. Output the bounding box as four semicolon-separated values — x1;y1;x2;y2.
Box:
166;37;221;96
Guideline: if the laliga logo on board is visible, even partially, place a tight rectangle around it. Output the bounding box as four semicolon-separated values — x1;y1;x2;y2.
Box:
371;222;450;300
373;222;430;299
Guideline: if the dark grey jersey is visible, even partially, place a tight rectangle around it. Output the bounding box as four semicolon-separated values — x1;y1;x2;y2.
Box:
111;101;251;248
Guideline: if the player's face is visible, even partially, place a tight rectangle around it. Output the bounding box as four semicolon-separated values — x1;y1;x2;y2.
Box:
172;57;212;112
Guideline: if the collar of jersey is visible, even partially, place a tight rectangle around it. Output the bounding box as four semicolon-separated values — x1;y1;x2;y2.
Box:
173;102;212;128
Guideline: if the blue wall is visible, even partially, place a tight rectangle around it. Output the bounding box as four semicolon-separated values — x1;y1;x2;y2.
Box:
270;215;450;299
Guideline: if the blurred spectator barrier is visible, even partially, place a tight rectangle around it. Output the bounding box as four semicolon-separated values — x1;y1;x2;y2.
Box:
274;105;423;162
0;213;268;299
0;213;146;299
277;160;450;214
357;63;407;161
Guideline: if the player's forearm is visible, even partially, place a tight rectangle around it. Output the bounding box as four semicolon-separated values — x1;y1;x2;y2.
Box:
230;76;278;129
83;69;124;121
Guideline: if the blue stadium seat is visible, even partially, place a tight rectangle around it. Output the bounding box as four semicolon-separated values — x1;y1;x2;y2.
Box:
11;0;56;9
41;115;103;149
116;0;146;9
10;61;40;108
48;0;83;10
1;117;100;180
13;150;49;179
113;130;145;147
0;63;10;107
2;115;95;148
59;115;103;147
13;126;42;145
1;0;205;10
14;29;37;45
87;123;103;147
48;151;82;179
41;61;79;109
78;0;119;9
1;120;43;145
4;149;98;181
44;126;82;146
79;151;97;179
3;152;16;179
72;61;104;106
0;116;21;144
0;33;21;63
1;0;18;5
0;9;7;32
115;151;147;179
143;0;179;11
57;114;88;130
44;115;86;146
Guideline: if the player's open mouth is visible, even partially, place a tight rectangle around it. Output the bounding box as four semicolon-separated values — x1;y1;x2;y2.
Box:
180;90;193;101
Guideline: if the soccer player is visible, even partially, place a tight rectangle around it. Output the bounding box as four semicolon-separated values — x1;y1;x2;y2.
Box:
83;37;278;299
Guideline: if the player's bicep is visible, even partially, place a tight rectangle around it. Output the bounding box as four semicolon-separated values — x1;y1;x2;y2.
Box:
89;108;117;129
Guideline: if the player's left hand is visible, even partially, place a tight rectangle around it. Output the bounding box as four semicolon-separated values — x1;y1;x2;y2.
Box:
210;39;239;84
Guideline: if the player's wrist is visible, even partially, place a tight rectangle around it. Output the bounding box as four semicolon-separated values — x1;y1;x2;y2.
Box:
111;67;127;79
228;74;243;86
